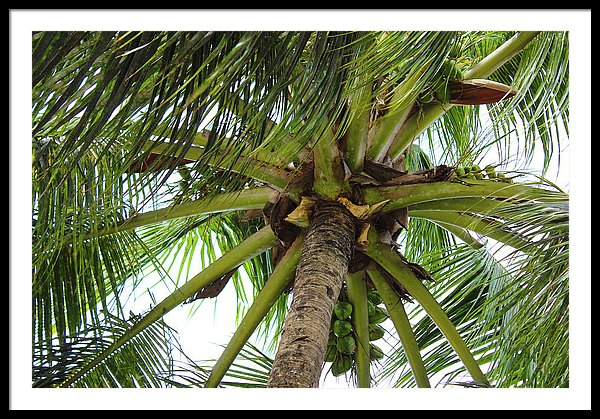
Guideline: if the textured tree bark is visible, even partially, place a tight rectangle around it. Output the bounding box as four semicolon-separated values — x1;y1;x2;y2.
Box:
267;200;356;388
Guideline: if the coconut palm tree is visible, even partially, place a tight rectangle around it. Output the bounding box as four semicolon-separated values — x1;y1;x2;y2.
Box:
32;30;569;389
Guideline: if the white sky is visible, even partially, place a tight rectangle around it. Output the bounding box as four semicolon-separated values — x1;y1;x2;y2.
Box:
11;9;590;410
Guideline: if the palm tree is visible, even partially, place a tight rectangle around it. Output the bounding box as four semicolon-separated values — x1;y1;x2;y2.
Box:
32;30;569;389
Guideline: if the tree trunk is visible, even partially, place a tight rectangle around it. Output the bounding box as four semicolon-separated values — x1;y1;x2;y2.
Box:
267;200;356;387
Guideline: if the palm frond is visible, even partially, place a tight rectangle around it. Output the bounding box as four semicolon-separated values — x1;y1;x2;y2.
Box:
33;311;180;387
429;31;569;175
387;31;567;172
33;32;408;202
365;236;490;386
376;194;568;387
33;141;281;375
474;199;569;387
483;32;568;174
365;32;459;161
160;359;212;388
134;211;271;329
218;342;274;388
422;104;484;166
31;29;571;390
400;218;454;266
165;341;274;388
376;243;506;387
32;127;277;347
33;135;159;340
56;226;278;387
33;32;303;199
136;209;280;326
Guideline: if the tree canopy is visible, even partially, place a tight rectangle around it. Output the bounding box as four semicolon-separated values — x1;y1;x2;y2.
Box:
20;12;584;402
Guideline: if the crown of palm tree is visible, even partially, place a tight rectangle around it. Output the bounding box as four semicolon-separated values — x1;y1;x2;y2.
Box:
32;30;569;389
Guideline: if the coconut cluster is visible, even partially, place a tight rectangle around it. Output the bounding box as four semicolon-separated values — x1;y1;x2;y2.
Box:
453;164;512;182
325;286;389;377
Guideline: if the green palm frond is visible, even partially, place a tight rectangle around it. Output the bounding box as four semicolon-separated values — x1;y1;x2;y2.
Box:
427;31;569;174
33;311;181;388
32;231;158;343
163;341;274;388
30;29;571;390
32;32;374;199
400;218;454;265
141;215;280;344
53;226;278;388
33;135;174;340
474;199;569;387
422;104;484;165
135;209;284;332
33;32;299;198
376;193;568;388
218;342;274;388
161;359;212;388
376;243;505;387
32;131;277;346
485;32;569;173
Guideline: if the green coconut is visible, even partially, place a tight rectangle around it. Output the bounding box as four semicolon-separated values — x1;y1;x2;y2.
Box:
333;301;353;320
484;164;496;178
434;82;451;104
367;290;383;305
369;344;384;361
440;58;463;80
325;341;337;362
331;355;353;377
336;335;357;355
497;172;513;183
367;300;377;318
368;306;389;325
333;320;353;337
369;324;385;341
